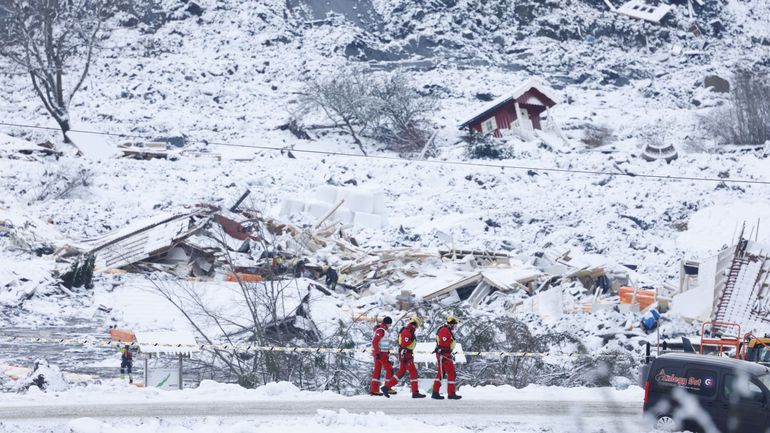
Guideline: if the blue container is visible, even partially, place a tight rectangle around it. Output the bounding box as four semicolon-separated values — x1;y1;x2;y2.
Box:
641;309;661;331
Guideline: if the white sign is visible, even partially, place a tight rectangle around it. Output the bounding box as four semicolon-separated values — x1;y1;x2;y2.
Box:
147;366;180;390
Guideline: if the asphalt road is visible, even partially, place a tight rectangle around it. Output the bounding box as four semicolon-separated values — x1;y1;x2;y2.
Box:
0;399;642;420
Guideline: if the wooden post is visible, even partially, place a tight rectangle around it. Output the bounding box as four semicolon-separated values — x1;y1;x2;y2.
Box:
315;199;345;229
144;356;148;387
513;101;523;131
178;354;183;390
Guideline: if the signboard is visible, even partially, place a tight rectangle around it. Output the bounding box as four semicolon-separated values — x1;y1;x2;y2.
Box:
146;363;180;390
147;367;179;390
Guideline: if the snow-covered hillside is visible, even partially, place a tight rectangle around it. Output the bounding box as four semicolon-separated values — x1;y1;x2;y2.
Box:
1;0;770;397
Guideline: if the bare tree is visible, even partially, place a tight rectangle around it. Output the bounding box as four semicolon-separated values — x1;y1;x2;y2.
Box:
701;70;770;146
302;68;375;156
370;72;437;155
728;71;770;145
0;0;113;147
301;69;437;156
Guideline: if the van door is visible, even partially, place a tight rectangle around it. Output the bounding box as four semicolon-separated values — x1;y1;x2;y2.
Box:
682;366;721;432
720;373;768;433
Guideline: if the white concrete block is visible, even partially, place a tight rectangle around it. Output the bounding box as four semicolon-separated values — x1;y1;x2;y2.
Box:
353;211;383;229
335;208;355;224
371;190;387;215
316;185;339;204
307;201;332;219
279;198;306;216
346;191;374;213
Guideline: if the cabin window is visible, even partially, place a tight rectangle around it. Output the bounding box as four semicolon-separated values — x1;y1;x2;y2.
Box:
481;117;498;134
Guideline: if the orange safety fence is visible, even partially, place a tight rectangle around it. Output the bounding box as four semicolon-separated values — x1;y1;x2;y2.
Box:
226;272;263;283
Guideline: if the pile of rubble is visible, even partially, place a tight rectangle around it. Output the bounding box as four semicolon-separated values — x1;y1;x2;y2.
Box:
2;181;677;323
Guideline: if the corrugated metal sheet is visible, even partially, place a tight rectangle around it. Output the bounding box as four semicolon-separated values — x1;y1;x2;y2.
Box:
83;211;210;270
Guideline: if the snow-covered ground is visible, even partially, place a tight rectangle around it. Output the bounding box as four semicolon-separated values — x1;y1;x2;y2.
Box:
1;0;769;430
0;381;647;433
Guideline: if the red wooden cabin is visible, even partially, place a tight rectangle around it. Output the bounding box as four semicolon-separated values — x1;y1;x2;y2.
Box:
459;80;558;138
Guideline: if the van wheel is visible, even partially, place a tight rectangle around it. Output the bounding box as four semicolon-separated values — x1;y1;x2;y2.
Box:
655;415;676;431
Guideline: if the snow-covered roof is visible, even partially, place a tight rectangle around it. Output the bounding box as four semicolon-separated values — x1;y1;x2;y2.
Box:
80;211;209;270
405;267;542;300
135;331;200;355
616;0;673;24
459;79;559;128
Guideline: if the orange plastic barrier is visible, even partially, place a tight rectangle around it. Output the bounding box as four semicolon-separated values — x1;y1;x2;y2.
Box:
109;328;136;343
226;272;263;283
619;287;656;310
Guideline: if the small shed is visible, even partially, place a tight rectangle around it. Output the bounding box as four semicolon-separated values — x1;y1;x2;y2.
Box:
135;331;200;390
460;80;559;138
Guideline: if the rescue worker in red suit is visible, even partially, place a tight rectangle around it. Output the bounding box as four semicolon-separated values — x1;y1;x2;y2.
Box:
432;316;462;400
381;317;426;398
369;316;396;395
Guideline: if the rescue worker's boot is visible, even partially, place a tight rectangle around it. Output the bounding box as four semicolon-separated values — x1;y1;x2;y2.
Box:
431;391;444;400
369;390;383;396
381;386;391;398
447;394;462;400
128;374;133;384
387;389;397;395
412;392;426;398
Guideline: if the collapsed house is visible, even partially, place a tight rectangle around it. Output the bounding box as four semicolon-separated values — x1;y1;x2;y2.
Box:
672;229;770;334
459;79;565;141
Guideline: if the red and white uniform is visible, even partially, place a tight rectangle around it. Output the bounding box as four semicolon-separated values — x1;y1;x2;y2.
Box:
370;323;393;394
384;323;419;393
432;324;457;395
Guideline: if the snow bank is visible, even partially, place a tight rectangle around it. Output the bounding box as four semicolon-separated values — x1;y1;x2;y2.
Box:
61;410;473;433
14;359;70;393
0;380;344;406
460;384;643;402
0;378;642;406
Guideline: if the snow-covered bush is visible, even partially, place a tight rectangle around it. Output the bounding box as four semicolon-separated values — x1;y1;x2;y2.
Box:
581;125;615;148
30;162;93;203
464;133;512;160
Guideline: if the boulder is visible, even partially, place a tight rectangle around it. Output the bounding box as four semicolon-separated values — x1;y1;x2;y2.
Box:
704;75;730;93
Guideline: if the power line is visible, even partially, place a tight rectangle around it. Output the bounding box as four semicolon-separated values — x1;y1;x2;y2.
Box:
2;120;769;186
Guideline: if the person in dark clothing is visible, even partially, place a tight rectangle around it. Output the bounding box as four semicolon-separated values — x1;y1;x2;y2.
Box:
324;266;338;290
120;344;134;384
294;259;307;278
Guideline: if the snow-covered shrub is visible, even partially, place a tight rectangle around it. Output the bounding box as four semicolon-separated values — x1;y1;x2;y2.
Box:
31;162;92;202
464;133;512;160
581;125;615;148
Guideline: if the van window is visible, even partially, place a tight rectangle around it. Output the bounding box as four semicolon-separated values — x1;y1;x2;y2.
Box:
724;375;765;403
683;368;718;397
